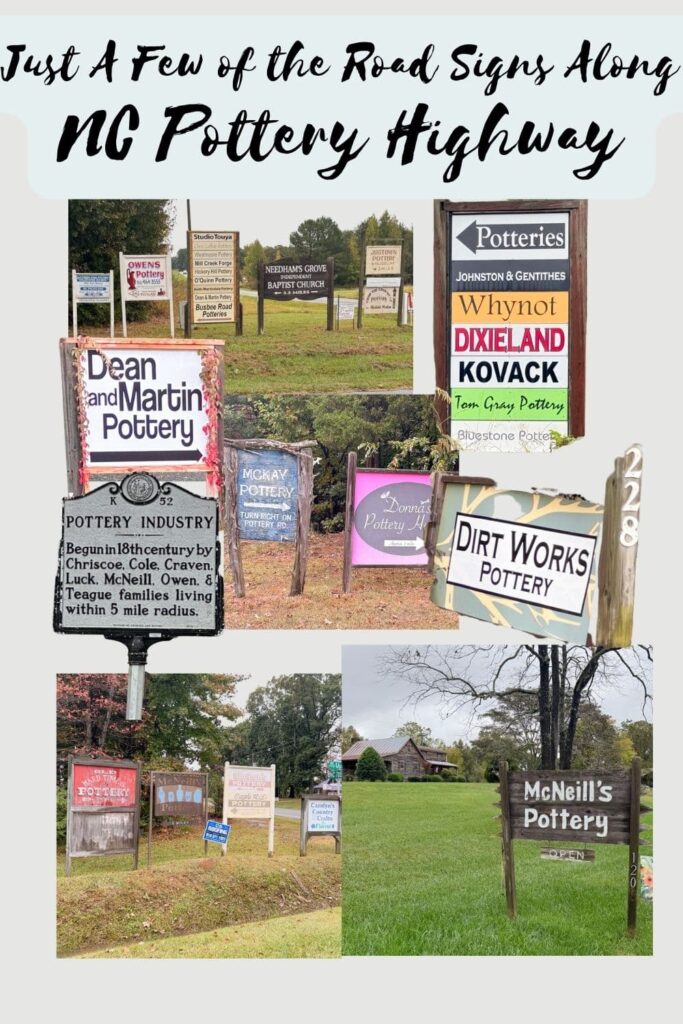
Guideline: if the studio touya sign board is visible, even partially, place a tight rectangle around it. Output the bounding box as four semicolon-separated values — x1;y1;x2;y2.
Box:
236;448;299;542
351;470;431;566
79;346;210;467
189;230;238;324
431;480;602;643
54;473;222;636
444;204;586;453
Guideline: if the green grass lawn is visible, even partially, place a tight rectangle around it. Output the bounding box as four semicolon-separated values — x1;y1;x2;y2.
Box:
80;907;340;959
57;817;341;957
79;274;413;394
342;782;653;956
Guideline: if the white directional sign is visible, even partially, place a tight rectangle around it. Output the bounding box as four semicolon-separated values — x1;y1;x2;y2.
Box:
188;230;239;324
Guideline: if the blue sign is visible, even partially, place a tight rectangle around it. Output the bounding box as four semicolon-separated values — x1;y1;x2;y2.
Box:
204;820;231;845
236;449;299;542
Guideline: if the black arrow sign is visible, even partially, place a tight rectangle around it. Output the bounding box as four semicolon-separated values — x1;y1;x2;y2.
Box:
90;449;203;463
456;219;566;256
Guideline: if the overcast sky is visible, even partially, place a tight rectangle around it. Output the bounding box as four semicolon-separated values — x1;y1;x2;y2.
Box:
342;645;653;746
167;198;417;251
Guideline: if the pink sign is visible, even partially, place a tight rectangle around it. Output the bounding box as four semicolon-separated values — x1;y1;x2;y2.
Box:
351;470;432;566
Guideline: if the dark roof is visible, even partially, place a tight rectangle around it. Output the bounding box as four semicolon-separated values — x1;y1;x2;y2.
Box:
342;737;418;760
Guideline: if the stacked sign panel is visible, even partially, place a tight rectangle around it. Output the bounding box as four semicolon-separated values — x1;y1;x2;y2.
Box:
189;230;238;324
449;212;570;453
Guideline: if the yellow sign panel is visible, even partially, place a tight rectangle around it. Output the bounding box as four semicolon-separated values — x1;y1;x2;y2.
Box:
451;291;568;324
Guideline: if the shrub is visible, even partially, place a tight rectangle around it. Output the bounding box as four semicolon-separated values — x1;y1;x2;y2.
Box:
407;776;421;782
421;774;443;782
439;769;459;782
56;786;68;844
355;746;387;781
386;772;404;782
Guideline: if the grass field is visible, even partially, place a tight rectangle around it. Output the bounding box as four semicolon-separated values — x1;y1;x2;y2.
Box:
79;276;413;394
224;532;456;630
342;782;653;957
57;817;340;958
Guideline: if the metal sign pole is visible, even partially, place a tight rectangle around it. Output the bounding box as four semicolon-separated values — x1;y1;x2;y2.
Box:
109;270;115;337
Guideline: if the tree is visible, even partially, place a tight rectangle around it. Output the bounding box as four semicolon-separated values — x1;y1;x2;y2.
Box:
69;199;175;327
341;725;363;752
289;216;345;263
621;720;653;771
382;645;652;770
238;675;341;797
355;746;387;781
571;704;625;770
172;247;188;271
395;721;440;747
242;239;265;289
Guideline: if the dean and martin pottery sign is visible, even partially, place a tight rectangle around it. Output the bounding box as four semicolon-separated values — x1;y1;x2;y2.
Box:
428;476;602;644
433;200;586;453
497;760;648;935
66;756;141;875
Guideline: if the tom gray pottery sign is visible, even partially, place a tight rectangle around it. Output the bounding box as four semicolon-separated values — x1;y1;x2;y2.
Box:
55;473;222;635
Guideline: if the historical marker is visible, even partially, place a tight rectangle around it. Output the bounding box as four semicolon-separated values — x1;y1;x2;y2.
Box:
66;756;141;876
54;472;223;718
434;201;586;452
300;794;341;856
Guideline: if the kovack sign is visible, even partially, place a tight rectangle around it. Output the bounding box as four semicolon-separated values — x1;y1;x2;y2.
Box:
54;472;223;637
66;756;141;875
236;448;299;542
435;201;586;453
188;230;239;324
429;476;602;643
261;260;331;301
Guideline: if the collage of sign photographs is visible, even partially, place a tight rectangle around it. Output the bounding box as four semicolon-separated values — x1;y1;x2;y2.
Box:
56;195;651;961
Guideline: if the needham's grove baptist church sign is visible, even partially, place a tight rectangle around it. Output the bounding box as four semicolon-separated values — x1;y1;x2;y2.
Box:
434;200;586;453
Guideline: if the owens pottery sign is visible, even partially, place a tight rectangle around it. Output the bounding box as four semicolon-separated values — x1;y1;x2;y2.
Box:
433;200;586;452
119;252;174;337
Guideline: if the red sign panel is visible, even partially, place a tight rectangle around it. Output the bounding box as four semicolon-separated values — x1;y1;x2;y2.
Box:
72;764;138;808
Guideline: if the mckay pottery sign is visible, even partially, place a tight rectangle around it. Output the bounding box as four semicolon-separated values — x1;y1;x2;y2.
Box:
54;473;222;636
351;469;432;566
236;448;298;542
430;478;602;643
438;201;587;454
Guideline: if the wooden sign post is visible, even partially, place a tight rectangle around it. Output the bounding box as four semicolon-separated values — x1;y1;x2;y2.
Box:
147;771;209;867
66;756;141;876
225;439;315;598
497;759;646;935
597;444;643;647
299;794;341;857
222;763;276;857
342;452;434;593
433;200;587;452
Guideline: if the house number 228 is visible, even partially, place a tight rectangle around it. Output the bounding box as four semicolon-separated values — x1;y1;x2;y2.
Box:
619;446;642;548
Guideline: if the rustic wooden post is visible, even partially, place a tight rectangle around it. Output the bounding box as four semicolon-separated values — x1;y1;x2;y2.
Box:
397;238;405;328
203;772;209;857
221;762;230;857
356;234;366;329
597;445;642;647
290;449;313;596
326;258;335;332
627;756;642;937
425;471;444;575
65;755;73;878
342;451;357;593
299;796;308;857
224;445;246;597
147;774;154;867
60;340;83;495
257;261;265;334
568;200;587;439
236;301;243;337
433;202;449;434
499;761;517;918
185;227;194;339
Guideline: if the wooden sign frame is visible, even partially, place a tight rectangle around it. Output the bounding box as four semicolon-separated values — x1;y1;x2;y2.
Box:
119;252;174;338
72;269;114;339
222;762;276;858
497;759;646;936
299;793;341;857
357;237;405;329
342;452;437;593
59;337;225;498
433;200;587;448
147;770;209;866
66;755;141;876
225;439;315;598
257;259;334;334
596;444;643;647
186;229;240;332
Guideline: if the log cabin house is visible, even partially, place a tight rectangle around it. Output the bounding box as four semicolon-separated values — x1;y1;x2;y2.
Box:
341;737;456;779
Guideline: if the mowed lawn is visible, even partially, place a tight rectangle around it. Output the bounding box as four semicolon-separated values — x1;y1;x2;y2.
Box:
79;278;413;394
57;817;341;958
342;782;653;956
224;533;455;630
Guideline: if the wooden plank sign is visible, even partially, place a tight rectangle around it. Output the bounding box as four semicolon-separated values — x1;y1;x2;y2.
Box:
225;439;315;598
222;763;276;857
187;230;239;325
342;454;433;592
429;474;602;643
434;200;586;452
119;253;174;338
498;760;644;935
299;794;341;857
148;770;208;865
66;756;141;876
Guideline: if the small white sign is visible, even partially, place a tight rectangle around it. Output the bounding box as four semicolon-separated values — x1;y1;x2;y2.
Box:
75;273;112;302
365;276;401;288
337;297;356;321
307;799;340;833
